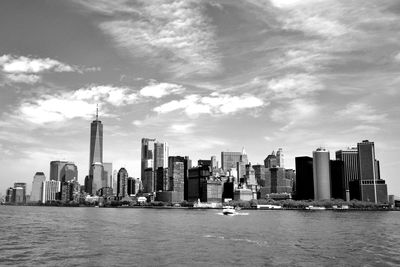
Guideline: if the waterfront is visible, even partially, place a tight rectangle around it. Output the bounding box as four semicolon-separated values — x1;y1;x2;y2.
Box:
1;206;400;266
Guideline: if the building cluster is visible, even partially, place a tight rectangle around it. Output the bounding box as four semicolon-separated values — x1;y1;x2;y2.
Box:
2;110;391;205
295;140;388;203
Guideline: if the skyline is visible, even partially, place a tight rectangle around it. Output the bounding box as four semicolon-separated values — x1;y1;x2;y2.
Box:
0;0;399;196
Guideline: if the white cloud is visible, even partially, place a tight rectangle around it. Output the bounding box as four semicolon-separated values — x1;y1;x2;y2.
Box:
394;52;400;62
267;73;324;99
140;82;185;98
168;123;195;134
78;0;220;77
0;54;75;73
17;85;138;124
4;73;41;84
336;103;387;123
154;93;264;116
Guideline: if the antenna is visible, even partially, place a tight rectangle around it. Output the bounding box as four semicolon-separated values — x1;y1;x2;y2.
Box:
96;104;99;120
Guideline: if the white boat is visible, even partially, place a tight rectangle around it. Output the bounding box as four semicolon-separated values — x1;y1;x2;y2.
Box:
305;205;326;210
257;204;282;210
332;205;349;210
222;206;238;215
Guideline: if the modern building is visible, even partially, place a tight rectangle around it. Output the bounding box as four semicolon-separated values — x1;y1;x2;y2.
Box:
13;183;27;204
50;160;68;181
103;162;113;189
221;151;242;172
335;148;359;193
295;156;314;200
60;181;74;203
117;168;129;198
127;177;135;195
42;180;60;203
60;162;78;182
330;160;345;200
253;165;266;187
264;151;278;168
313;148;331;201
187;166;210;202
141;138;156;181
276;148;284;168
154;141;169;171
89;107;104;195
168;156;191;200
203;180;222;202
31;172;46;202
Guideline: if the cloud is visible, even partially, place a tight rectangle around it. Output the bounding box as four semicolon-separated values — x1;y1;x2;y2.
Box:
139;82;185;98
77;0;220;77
0;54;76;74
3;73;41;84
394;52;400;62
266;73;324;99
168;123;195;134
154;93;264;116
16;85;138;124
336;103;387;123
271;98;319;131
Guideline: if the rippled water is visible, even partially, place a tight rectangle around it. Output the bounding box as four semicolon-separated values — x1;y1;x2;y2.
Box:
1;206;399;266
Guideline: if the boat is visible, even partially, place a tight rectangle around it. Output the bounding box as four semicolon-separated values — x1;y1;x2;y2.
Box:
332;205;349;210
305;205;326;210
222;206;238;215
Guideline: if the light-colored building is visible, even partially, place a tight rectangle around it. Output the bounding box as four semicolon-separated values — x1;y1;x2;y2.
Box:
313;148;331;200
31;172;46;202
42;180;60;203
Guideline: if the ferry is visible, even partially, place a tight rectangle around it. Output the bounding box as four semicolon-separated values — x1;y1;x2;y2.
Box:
256;204;283;210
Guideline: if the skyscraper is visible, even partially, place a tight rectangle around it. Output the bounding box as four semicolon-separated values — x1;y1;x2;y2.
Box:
141;138;156;180
89;106;104;195
295;156;314;200
276;148;284;168
31;172;46;202
50;160;68;181
336;147;359;194
221;151;242;171
42;180;60;203
154;141;169;171
60;162;78;182
117;168;128;198
103;162;113;188
313;148;331;200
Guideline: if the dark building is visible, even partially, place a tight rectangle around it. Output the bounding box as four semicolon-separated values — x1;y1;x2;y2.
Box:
168;156;190;200
117;168;128;198
187;166;209;202
142;168;154;193
295;157;314;200
61;182;74;202
60;162;78;182
5;187;14;203
264;152;278;168
336;148;359;193
222;181;234;200
198;159;211;168
156;167;167;191
84;175;92;194
202;180;222;202
330;160;345;199
127;177;135;195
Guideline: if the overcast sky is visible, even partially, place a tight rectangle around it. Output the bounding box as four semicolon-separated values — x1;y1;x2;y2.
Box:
0;0;399;196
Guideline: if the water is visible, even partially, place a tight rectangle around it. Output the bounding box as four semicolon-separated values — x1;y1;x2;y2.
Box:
1;206;400;267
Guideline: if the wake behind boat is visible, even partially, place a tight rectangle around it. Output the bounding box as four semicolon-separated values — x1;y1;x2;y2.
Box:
222;206;238;215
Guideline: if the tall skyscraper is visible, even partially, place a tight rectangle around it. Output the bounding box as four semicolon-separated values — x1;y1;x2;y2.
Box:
60;162;78;182
154;141;169;171
141;138;156;180
330;160;345;200
50;160;68;181
89;106;104;195
276;148;284;168
264;151;277;168
336;148;359;192
295;156;314;200
221;151;244;172
313;148;331;201
31;172;46;202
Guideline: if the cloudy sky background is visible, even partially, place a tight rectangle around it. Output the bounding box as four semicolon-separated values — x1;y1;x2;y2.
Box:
0;0;399;196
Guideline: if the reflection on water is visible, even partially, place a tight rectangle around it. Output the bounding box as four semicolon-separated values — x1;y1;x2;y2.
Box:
1;206;400;266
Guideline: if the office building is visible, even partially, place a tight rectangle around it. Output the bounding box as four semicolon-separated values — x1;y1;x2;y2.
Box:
295;156;314;200
127;177;135;195
211;156;218;171
187;166;210;202
89;107;104;195
154;141;169;171
253;165;266;187
156;167;168;191
264;151;278;168
50;160;68;181
117;168;128;198
168;156;191;200
141;138;156;180
5;187;14;203
336;148;359;192
103;162;113;189
330;160;345;200
142;168;154;193
42;180;60;203
61;181;74;202
276;148;284;168
313;148;331;200
13;183;27;204
31;172;46;202
221;151;242;171
60;162;78;182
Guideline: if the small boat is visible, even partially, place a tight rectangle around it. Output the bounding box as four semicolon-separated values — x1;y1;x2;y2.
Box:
222;206;238;215
332;205;349;210
257;204;282;210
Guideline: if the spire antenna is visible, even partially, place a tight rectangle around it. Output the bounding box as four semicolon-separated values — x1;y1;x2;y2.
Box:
96;104;99;120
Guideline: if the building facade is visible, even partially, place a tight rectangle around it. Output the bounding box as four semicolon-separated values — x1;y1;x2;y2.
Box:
295;157;314;200
31;172;46;202
313;148;331;200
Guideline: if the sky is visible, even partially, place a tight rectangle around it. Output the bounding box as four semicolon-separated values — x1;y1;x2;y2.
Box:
0;0;399;196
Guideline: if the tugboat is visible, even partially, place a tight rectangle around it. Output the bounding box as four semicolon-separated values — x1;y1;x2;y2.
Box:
222;206;238;215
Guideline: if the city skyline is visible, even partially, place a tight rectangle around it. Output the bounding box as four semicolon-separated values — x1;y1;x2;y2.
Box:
0;0;400;196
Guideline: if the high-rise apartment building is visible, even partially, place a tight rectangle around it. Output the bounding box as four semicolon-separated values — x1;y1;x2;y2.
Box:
313;148;331;200
89;107;104;195
31;172;46;202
